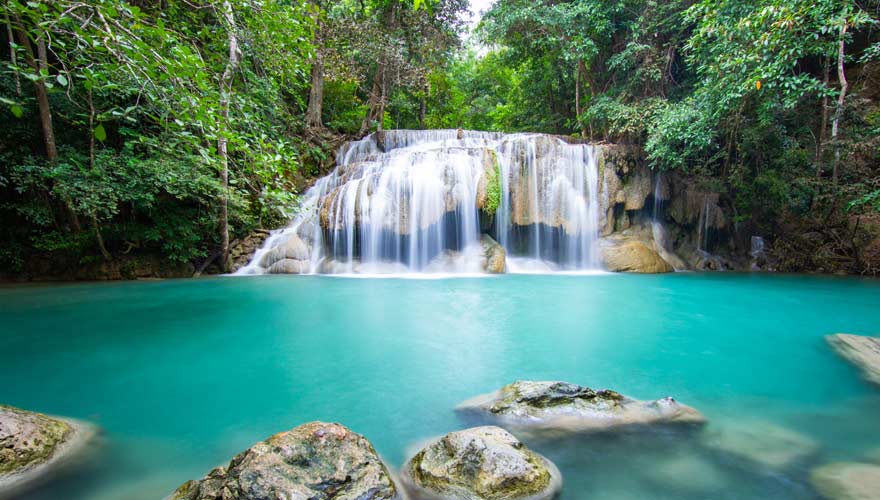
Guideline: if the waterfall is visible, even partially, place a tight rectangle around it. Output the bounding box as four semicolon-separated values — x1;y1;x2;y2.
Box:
652;173;663;221
237;130;602;275
697;197;710;252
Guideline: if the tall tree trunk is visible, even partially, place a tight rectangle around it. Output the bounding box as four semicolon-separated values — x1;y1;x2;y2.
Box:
14;19;81;232
359;1;397;136
5;21;20;95
816;56;830;174
359;61;386;135
831;24;848;187
305;50;324;129
218;1;241;272
13;23;56;161
576;60;587;138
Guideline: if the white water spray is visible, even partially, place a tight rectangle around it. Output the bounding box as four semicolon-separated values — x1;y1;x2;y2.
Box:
237;130;602;275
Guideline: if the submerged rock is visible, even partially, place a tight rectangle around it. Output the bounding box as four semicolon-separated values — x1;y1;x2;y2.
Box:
457;381;704;434
403;426;561;500
0;404;97;497
481;235;507;274
700;420;819;470
810;462;880;500
826;334;880;386
170;422;402;500
646;454;729;495
599;235;673;273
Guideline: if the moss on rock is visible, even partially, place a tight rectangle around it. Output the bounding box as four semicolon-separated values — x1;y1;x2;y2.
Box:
170;421;402;500
404;426;560;500
0;405;72;475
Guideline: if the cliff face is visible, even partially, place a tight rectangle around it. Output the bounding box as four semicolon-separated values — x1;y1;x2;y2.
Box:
595;144;750;272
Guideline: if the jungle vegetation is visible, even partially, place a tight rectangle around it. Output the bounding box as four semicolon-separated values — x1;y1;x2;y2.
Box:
1;0;878;275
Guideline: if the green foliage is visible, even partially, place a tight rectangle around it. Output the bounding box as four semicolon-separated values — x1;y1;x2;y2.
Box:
848;190;880;213
0;0;315;272
484;151;502;216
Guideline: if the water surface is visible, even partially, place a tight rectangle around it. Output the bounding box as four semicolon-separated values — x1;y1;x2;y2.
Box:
2;273;879;499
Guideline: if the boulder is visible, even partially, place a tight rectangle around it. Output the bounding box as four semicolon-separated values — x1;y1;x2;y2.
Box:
456;381;704;435
826;334;880;386
810;462;880;500
700;420;819;470
170;422;403;500
259;235;309;268
481;235;507;274
403;426;561;500
599;237;673;273
0;404;96;497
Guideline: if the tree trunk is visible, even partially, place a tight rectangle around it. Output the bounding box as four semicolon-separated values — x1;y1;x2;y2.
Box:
831;24;848;187
14;19;82;232
5;21;20;95
218;1;241;272
359;1;397;136
418;97;426;130
816;56;830;174
576;60;587;138
13;23;57;161
359;61;386;135
305;50;324;129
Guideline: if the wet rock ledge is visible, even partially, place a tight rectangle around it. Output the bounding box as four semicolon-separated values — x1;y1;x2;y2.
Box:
0;404;96;498
456;380;705;435
170;421;404;500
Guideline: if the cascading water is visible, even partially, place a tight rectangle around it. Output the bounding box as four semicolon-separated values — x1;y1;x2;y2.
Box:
237;130;603;275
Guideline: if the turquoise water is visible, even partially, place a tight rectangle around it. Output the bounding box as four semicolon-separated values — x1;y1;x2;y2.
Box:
2;273;879;499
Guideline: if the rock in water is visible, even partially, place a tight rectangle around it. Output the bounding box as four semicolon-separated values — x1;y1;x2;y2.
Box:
599;237;673;273
259;235;310;274
403;426;561;500
826;334;880;386
481;235;507;274
457;381;704;435
170;422;402;500
810;462;880;500
0;404;96;497
700;420;819;470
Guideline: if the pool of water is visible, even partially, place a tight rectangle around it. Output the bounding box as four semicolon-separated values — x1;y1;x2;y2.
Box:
1;273;879;499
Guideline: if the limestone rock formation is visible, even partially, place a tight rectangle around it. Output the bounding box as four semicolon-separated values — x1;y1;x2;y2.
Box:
259;235;310;275
170;422;402;500
481;235;507;274
596;145;652;235
0;404;96;497
810;462;880;500
700;420;819;469
457;381;704;434
599;228;674;273
826;334;880;386
403;426;561;500
229;230;271;273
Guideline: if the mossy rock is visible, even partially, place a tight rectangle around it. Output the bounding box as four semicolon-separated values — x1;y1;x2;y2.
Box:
457;381;705;435
170;421;403;500
0;404;96;496
0;405;72;476
403;426;561;500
